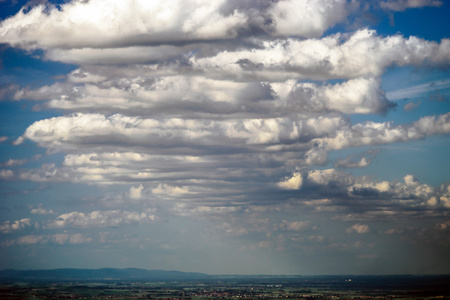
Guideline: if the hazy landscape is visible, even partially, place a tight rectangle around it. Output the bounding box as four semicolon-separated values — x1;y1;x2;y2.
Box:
1;269;450;300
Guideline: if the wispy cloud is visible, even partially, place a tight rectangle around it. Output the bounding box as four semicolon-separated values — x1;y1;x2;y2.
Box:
386;79;450;101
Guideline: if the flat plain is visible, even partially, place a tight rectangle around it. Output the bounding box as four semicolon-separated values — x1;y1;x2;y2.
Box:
1;275;450;300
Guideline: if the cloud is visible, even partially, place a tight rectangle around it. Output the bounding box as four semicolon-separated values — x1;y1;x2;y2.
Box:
273;169;450;221
0;0;247;50
266;0;352;38
0;136;7;143
439;195;450;208
45;45;197;65
277;172;303;190
15;235;47;245
3;7;449;77
3;233;93;246
67;233;93;244
0;158;27;167
51;233;70;245
174;204;242;218
17;112;348;152
0;218;33;234
274;220;311;231
10;82;71;101
316;112;450;151
9;110;450;211
271;77;394;115
51;233;93;245
18;164;72;182
30;204;55;215
0;169;14;179
306;169;346;186
46;209;156;229
334;150;379;169
404;101;421;111
42;76;273;115
12;75;393;117
191;30;450;81
335;156;371;168
386;79;450;101
346;223;371;234
380;0;443;11
152;184;191;197
0;0;355;56
11;136;24;146
129;184;144;199
384;227;407;234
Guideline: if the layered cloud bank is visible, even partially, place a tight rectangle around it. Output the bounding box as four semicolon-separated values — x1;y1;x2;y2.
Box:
0;0;353;50
0;0;449;274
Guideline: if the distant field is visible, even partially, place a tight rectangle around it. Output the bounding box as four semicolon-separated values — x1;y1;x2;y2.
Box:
1;274;450;300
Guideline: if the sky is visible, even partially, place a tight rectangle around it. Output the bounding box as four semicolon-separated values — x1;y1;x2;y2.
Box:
0;0;449;276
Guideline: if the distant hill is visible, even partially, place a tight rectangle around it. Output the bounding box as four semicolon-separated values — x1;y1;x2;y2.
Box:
0;268;210;281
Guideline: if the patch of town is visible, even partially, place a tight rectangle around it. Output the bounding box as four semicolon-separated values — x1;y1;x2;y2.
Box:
1;277;449;300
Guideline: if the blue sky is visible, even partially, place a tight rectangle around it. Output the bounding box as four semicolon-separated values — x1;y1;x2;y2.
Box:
0;0;449;275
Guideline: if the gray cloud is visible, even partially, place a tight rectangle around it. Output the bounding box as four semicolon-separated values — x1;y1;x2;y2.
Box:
404;101;421;111
3;233;93;246
0;218;33;234
379;0;443;11
346;223;372;234
46;209;156;229
10;76;394;117
334;150;379;169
